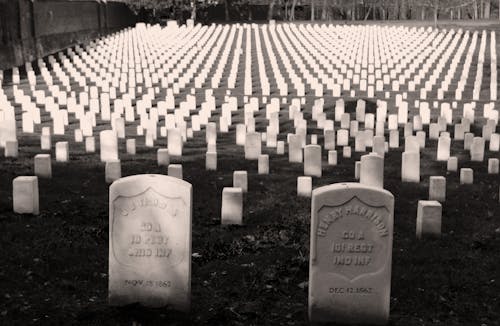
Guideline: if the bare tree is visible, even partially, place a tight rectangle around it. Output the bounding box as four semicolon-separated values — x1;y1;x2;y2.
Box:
311;0;315;21
290;0;297;20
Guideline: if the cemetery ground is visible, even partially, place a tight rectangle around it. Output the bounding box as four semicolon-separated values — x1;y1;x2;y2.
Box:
0;98;499;325
1;21;500;325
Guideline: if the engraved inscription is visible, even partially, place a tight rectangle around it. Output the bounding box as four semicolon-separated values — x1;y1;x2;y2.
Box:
112;188;187;268
316;197;390;280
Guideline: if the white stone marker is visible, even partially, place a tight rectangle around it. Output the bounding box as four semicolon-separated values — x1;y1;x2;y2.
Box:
289;135;303;163
416;200;442;239
85;137;96;153
297;176;312;197
13;176;39;215
109;175;192;311
460;168;473;184
168;129;183;157
5;140;18;157
355;161;361;180
309;183;394;324
447;157;458;172
429;176;446;202
55;141;69;162
206;151;217;171
328;151;337;166
276;141;285;155
258;154;269;175
233;171;248;193
34;154;52;178
100;130;118;162
126;139;136;155
304;145;322;177
168;164;183;179
106;160;122;183
401;151;420;182
157;149;170;166
221;187;243;225
245;132;261;160
488;158;499;174
360;153;384;189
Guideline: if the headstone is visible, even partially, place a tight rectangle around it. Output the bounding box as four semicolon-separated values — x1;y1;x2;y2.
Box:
488;158;499;174
100;130;118;162
360;153;384;189
157;149;170;166
4;140;18;157
109;174;192;310
470;137;485;162
309;183;394;324
401;151;420;182
233;171;248;193
460;168;473;184
429;176;446;201
206;151;217;171
34;154;52;178
85;136;96;153
221;187;243;225
106;160;122;183
258;154;269;175
168;129;183;157
354;161;361;180
55;141;69;162
328;150;337;166
126;139;136;155
13;176;39;215
416;200;442;239
288;134;303;163
245;132;261;160
168;164;183;179
447;157;458;172
297;176;312;198
304;145;322;177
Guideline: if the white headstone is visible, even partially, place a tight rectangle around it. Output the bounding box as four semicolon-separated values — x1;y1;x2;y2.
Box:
309;183;394;324
109;175;192;310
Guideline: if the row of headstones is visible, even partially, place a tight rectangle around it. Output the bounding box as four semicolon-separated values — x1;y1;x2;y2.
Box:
4;172;414;320
96;174;496;323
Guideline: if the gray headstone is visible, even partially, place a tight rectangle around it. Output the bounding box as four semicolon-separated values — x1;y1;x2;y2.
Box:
309;183;394;324
109;175;192;311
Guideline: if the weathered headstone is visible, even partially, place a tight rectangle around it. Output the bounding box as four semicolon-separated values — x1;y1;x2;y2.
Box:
109;174;192;311
360;153;384;189
309;183;394;324
429;176;446;201
233;171;248;193
304;145;322;177
297;176;312;198
168;164;183;179
13;176;39;215
157;149;170;166
416;200;442;239
34;154;52;178
460;168;473;184
221;187;243;225
105;160;121;183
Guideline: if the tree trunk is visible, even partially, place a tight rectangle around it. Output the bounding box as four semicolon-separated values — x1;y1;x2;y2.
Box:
352;1;356;20
321;0;327;20
191;0;196;21
421;7;425;20
268;0;276;20
311;0;315;21
433;5;438;27
484;0;490;19
400;0;407;19
224;0;230;21
290;0;297;20
473;0;478;19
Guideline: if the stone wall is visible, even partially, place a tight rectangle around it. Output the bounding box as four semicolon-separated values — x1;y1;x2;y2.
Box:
0;0;136;70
